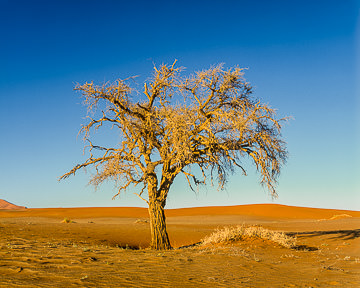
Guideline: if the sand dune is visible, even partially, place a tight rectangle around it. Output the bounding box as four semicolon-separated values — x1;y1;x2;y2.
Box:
0;203;359;219
1;203;359;287
165;203;360;219
0;199;26;210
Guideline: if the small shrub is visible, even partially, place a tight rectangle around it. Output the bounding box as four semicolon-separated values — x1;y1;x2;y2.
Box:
134;219;148;224
61;218;75;223
200;225;296;248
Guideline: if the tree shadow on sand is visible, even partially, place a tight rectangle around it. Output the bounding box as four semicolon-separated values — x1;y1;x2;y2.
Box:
291;244;318;251
286;229;360;241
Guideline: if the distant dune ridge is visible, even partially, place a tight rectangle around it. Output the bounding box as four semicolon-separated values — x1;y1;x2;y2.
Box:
0;199;26;210
0;202;359;218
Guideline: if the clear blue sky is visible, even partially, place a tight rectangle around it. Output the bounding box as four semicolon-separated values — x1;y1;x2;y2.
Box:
0;0;359;210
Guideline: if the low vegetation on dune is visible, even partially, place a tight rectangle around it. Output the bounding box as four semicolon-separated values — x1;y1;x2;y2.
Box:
200;225;296;248
61;217;75;223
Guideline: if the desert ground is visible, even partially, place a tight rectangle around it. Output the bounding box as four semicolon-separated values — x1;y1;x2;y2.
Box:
0;204;359;287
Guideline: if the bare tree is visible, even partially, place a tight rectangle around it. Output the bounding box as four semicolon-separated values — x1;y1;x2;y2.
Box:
60;61;288;250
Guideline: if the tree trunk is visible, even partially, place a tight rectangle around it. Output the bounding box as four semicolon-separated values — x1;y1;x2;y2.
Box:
148;200;171;250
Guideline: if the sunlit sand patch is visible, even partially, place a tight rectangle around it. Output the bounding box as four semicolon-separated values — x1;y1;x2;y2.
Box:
318;214;353;221
329;214;352;220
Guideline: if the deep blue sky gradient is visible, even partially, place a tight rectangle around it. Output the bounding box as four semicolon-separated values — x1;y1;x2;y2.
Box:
0;0;359;210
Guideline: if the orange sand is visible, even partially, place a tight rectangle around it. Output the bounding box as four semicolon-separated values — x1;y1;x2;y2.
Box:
1;203;359;219
1;204;359;287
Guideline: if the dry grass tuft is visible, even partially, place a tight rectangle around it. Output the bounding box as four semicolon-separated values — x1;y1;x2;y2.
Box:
134;219;148;224
61;218;75;223
200;225;296;248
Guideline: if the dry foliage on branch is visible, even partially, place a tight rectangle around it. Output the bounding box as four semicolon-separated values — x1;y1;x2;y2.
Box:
60;61;288;249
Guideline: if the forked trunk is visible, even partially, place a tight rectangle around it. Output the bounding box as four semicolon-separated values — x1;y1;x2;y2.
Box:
148;200;171;250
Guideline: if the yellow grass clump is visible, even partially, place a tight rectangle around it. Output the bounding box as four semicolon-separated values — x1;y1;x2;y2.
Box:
201;225;296;248
61;218;75;223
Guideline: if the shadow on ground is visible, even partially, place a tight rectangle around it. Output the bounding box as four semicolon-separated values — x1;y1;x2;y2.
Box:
287;229;360;240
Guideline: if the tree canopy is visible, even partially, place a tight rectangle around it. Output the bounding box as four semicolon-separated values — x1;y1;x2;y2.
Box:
60;61;288;249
